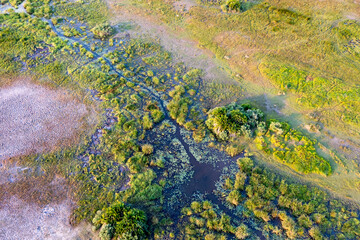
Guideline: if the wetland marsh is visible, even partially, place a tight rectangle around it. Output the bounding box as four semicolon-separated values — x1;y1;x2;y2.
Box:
1;0;360;239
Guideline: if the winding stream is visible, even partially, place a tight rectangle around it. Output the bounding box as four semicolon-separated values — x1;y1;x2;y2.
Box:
43;16;264;237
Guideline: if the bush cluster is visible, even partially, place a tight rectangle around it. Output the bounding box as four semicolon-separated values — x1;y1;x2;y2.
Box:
91;23;114;39
220;157;360;239
206;102;264;141
92;202;148;240
206;103;331;175
180;200;250;239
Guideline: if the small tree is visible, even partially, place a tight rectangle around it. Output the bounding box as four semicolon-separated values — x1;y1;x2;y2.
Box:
142;144;154;155
99;224;114;240
91;23;114;40
93;202;147;240
235;224;250;239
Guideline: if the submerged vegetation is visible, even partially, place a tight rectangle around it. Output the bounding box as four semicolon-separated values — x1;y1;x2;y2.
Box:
218;156;360;239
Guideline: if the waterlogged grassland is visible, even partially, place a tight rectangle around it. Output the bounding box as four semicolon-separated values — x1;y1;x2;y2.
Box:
0;3;223;237
259;62;360;135
215;156;360;239
2;0;360;239
120;0;360;164
113;0;360;198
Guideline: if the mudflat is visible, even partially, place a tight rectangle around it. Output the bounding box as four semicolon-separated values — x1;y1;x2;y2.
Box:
0;81;88;161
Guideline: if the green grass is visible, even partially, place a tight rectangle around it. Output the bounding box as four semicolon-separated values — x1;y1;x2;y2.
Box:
2;0;360;238
206;102;332;175
259;61;360;134
54;0;108;27
180;200;246;239
124;0;360;138
218;156;360;239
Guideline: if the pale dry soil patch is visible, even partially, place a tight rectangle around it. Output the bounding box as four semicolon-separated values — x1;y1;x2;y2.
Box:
0;79;98;239
0;165;97;240
0;80;92;161
0;197;96;240
172;0;197;12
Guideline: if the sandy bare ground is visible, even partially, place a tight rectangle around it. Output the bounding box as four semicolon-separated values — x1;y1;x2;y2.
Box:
0;164;97;239
0;78;99;239
0;80;90;161
0;196;96;240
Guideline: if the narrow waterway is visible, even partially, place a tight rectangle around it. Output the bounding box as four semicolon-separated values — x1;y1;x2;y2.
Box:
44;18;265;238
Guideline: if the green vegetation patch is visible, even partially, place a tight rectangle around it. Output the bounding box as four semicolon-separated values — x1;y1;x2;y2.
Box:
206;103;332;175
219;156;360;239
259;62;360;128
255;120;332;175
92;201;148;240
180;200;250;239
91;23;114;40
206;102;264;140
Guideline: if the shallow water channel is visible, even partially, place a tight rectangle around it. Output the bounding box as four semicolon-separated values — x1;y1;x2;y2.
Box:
42;17;265;237
0;2;26;14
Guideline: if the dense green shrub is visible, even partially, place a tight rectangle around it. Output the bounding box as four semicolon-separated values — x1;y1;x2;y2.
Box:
206;103;331;175
235;224;249;239
167;85;192;125
206;102;264;140
9;0;23;6
92;202;148;240
219;156;360;239
221;0;253;12
256;119;332;175
142;144;154;155
91;23;114;39
180;201;247;239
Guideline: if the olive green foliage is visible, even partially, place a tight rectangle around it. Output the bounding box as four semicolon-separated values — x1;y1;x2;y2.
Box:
255;120;332;175
91;23;114;40
259;62;360;129
221;0;255;12
2;1;360;239
130;0;360;141
206;102;264;140
54;0;108;27
220;156;360;239
206;103;331;175
9;0;23;6
142;144;154;155
24;0;53;18
182;68;202;89
234;224;249;239
0;14;47;72
180;201;250;239
167;85;192;125
92;202;147;240
0;7;174;228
